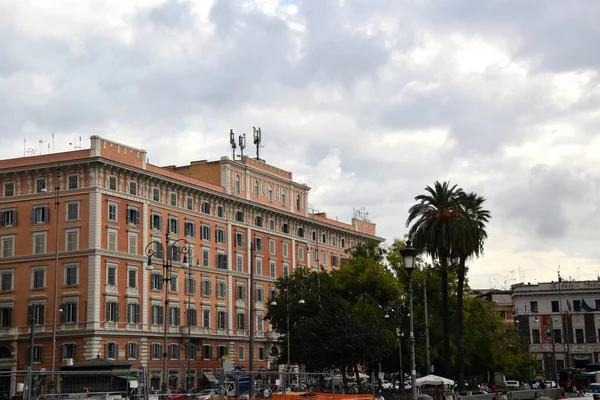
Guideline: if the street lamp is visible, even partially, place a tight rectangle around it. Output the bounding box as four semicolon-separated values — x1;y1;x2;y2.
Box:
186;256;200;392
145;232;190;396
400;240;417;400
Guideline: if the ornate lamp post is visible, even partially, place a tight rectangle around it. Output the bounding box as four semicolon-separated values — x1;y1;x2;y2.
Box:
145;232;190;395
384;302;406;394
400;240;417;400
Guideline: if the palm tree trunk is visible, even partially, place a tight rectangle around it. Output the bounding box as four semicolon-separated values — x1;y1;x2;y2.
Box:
440;253;451;378
456;255;466;391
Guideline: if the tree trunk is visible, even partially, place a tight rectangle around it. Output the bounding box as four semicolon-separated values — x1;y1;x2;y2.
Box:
440;253;451;379
456;255;466;391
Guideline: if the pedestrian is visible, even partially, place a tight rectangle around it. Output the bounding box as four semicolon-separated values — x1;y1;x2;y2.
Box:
375;391;385;400
501;391;508;400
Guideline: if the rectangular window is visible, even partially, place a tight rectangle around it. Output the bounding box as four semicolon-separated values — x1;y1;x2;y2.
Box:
270;261;276;278
32;269;45;289
107;266;116;285
105;302;119;322
283;263;289;278
321;250;327;266
186;309;197;326
1;210;17;228
151;305;164;325
236;254;243;272
67;202;79;221
68;175;78;190
282;242;289;257
269;239;276;255
107;229;117;251
554;329;562;343
105;342;118;359
0;307;12;327
237;313;245;330
127;343;139;359
153;188;160;201
151;214;162;230
127;207;140;225
202;279;212;297
109;176;117;190
203;344;212;360
256;258;263;276
217;253;227;269
256;286;264;303
169;273;178;292
238;345;244;360
216;281;226;298
202;248;210;267
127;304;141;323
186;198;193;210
201;202;211;214
30;304;45;325
551;301;559;312
151;343;162;359
200;225;210;241
65;266;78;286
170;344;180;359
218;345;227;359
129;181;137;195
331;254;339;267
269;219;275;230
217;311;227;329
4;183;14;197
60;302;78;323
1;236;14;257
128;233;138;255
530;301;538;313
36;179;46;193
257;313;264;332
30;345;44;363
215;228;224;243
108;202;117;222
169;307;181;326
255;237;263;251
217;205;224;218
170;193;177;206
236;284;246;301
576;328;584;344
1;272;12;292
573;300;581;312
203;309;210;328
62;343;77;360
32;206;49;224
169;217;179;234
185;221;195;238
66;230;78;251
235;232;244;248
258;346;265;361
33;233;46;254
128;269;137;288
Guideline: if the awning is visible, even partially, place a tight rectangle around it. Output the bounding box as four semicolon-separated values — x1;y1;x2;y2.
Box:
203;371;218;383
115;373;141;381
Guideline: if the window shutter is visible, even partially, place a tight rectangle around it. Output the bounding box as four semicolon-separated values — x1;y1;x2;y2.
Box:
59;345;64;361
135;210;140;225
135;304;140;323
115;344;120;359
185;279;189;294
0;213;4;228
73;303;78;322
159;307;164;325
105;303;110;322
44;207;49;223
158;216;163;231
104;343;109;359
176;308;180;325
31;209;36;224
126;209;131;224
115;302;120;322
7;308;12;327
59;304;65;323
73;344;78;360
39;305;45;324
191;224;195;238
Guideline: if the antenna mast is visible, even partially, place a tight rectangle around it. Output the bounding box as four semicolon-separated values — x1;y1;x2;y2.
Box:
229;129;237;159
253;127;262;160
238;133;246;158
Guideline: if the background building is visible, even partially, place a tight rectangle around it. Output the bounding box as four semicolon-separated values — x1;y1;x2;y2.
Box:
512;280;600;379
0;136;381;393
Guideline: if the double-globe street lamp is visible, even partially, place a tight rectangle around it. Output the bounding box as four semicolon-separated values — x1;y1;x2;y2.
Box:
399;240;418;400
145;232;191;395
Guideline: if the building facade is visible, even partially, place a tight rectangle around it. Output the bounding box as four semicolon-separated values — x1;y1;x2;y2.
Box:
471;289;514;326
0;136;381;393
512;280;600;379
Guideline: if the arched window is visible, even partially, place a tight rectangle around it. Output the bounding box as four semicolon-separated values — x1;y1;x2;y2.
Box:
281;189;287;206
234;174;241;193
254;180;259;198
267;185;273;201
321;233;327;244
312;231;317;241
297;227;305;238
296;194;301;211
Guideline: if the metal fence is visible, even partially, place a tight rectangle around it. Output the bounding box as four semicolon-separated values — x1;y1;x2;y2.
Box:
0;368;374;400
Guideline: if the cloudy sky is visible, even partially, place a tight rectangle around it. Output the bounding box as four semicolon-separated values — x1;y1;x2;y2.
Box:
2;0;600;288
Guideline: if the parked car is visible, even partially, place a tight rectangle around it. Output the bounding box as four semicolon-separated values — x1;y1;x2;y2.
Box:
193;389;218;400
544;381;557;388
505;380;520;388
584;383;600;398
381;381;393;390
169;390;186;400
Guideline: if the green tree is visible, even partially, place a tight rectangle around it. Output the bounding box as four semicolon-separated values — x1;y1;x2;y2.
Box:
455;193;491;391
406;181;466;378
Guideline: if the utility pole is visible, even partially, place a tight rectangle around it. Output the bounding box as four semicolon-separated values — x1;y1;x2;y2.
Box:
424;281;431;374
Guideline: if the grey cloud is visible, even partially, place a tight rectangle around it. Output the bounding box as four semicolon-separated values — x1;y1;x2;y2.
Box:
146;0;195;30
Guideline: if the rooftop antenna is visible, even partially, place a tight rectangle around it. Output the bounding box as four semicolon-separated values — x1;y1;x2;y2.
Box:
229;129;237;159
238;133;246;158
253;126;262;160
52;133;55;153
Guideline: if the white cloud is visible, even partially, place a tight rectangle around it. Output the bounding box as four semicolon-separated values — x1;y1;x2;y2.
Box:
1;0;600;288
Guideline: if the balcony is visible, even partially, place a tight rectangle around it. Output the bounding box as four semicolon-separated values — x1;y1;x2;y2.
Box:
179;326;210;335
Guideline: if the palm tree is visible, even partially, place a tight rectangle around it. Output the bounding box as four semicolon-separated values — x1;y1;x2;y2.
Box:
454;192;490;391
406;181;466;378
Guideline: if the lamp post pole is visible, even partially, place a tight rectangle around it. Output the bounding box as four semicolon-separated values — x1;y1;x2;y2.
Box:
186;264;194;392
50;166;60;392
145;232;190;397
249;243;255;398
400;241;418;400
